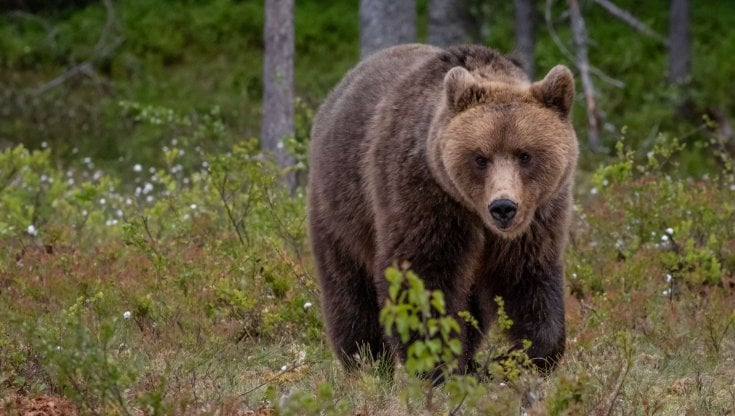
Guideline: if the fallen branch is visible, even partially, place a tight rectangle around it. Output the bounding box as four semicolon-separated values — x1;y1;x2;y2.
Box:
545;0;624;89
33;0;124;95
593;0;668;46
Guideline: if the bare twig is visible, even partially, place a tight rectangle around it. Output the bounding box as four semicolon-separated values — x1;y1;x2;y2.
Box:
568;0;604;151
216;172;247;247
604;358;632;416
593;0;668;45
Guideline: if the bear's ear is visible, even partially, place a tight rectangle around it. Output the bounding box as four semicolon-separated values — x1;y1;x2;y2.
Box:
531;65;575;117
444;66;486;113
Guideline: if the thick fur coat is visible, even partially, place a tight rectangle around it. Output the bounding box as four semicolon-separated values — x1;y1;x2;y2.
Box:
308;44;578;373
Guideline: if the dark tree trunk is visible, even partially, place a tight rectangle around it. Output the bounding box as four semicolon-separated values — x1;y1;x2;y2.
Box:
428;0;472;47
668;0;690;85
262;0;295;189
360;0;416;59
513;0;535;79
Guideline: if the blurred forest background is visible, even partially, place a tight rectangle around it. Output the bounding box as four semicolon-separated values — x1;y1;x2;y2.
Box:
2;0;734;175
1;1;734;415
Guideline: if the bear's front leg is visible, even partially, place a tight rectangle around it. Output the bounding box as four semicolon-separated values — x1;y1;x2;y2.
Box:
492;261;566;374
372;209;482;379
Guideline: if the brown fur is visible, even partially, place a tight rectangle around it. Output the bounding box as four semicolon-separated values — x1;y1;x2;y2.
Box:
308;44;578;374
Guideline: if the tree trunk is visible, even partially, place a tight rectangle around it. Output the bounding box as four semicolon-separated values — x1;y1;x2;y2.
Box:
513;0;535;79
568;0;602;151
360;0;416;59
668;0;690;85
262;0;295;189
428;0;472;47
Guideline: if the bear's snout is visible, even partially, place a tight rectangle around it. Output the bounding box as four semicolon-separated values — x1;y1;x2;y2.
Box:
488;199;517;228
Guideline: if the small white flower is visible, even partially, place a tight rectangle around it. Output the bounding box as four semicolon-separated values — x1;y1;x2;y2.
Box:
661;235;669;242
133;163;143;173
67;178;75;186
665;227;674;236
730;183;735;191
665;273;672;283
303;302;313;310
146;195;154;203
27;224;38;236
116;209;124;218
125;198;133;206
55;345;62;351
590;187;598;195
41;141;48;148
661;289;671;297
123;311;131;319
571;273;578;279
81;209;88;217
190;203;197;210
602;179;609;187
277;141;284;150
142;182;154;194
280;364;288;372
99;198;106;205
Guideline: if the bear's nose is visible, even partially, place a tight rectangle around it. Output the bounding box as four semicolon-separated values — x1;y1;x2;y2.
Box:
489;199;517;225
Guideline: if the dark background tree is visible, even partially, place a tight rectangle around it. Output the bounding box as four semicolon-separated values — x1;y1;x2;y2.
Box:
262;0;295;188
359;0;416;58
428;0;473;47
668;0;690;85
513;0;535;78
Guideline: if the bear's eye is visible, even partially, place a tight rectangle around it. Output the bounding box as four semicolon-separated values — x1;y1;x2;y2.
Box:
475;155;488;169
519;152;532;166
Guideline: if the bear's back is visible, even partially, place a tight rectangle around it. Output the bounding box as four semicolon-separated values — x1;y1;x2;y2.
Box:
308;44;442;268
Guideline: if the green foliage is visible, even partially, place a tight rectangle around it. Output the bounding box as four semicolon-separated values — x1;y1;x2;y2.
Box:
380;266;462;376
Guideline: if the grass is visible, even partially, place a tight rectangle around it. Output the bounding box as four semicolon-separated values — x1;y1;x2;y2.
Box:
1;109;734;415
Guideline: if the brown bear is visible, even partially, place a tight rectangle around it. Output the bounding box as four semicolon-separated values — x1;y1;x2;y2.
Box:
308;44;578;375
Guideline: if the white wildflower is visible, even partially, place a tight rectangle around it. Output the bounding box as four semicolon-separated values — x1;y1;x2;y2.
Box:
303;302;313;310
123;311;131;319
665;273;672;283
661;235;669;242
133;163;143;173
142;182;154;194
590;187;598;195
27;224;38;236
190;203;197;210
665;227;674;236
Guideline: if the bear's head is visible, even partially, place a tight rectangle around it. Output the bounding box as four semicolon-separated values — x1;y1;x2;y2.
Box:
429;64;578;239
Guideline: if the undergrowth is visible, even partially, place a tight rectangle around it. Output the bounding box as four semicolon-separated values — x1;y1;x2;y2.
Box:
1;101;734;415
